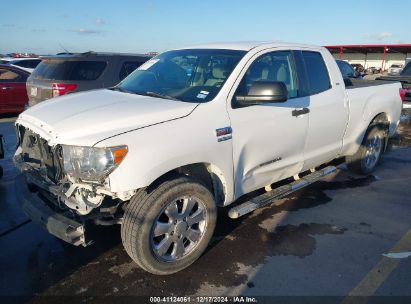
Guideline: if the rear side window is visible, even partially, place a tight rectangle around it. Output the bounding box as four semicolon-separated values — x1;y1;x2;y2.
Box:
0;68;26;82
302;51;331;95
119;61;144;80
31;60;107;80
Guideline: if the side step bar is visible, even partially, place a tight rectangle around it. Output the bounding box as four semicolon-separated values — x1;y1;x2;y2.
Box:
228;166;337;219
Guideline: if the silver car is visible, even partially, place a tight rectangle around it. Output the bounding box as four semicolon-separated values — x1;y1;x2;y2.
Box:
388;64;404;76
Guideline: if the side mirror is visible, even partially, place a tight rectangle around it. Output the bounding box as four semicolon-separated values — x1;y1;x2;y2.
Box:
234;81;288;108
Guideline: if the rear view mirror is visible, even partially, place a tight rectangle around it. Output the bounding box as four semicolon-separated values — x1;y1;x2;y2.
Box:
234;81;288;108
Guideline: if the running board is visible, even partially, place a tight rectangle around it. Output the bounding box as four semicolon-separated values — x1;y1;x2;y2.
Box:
228;166;337;219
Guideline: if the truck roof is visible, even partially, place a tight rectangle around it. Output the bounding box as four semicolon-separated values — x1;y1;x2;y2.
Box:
176;41;323;51
42;52;152;60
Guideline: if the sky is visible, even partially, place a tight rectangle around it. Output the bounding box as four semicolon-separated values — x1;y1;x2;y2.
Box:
1;0;410;55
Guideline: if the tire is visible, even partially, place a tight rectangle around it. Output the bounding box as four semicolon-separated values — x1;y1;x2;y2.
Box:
346;125;385;175
121;176;217;275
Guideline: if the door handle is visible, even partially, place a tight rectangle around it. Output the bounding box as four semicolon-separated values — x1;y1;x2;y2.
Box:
1;87;13;90
292;107;310;117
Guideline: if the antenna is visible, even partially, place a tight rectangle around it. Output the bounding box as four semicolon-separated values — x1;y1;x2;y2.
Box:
58;42;70;54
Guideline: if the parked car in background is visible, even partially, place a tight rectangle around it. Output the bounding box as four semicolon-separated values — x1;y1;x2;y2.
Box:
0;58;41;73
0;64;30;114
378;61;411;106
26;52;151;106
0;57;15;64
387;64;403;76
365;67;382;75
351;63;365;74
365;67;375;74
336;60;363;80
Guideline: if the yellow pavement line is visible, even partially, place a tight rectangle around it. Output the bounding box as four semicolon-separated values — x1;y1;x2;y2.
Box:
341;228;411;304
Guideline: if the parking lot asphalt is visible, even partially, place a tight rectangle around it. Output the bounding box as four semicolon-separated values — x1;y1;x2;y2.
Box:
0;110;410;302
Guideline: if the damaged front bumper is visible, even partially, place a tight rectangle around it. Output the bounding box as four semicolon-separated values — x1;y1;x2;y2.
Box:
15;173;87;246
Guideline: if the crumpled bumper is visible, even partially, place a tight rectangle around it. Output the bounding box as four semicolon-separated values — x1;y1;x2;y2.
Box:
15;174;86;246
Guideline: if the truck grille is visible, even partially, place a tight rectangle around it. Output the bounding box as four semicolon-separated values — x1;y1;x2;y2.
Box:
17;125;63;183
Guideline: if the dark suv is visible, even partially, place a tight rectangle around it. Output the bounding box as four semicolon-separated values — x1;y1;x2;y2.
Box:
377;61;411;104
27;52;151;106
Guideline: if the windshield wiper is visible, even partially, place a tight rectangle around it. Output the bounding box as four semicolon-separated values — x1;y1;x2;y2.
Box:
110;88;182;101
109;87;135;94
144;91;181;101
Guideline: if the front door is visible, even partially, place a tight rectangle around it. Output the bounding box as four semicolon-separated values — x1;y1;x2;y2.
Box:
0;67;28;113
228;50;310;197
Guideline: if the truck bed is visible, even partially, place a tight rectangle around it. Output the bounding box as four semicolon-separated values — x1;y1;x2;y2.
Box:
344;78;399;89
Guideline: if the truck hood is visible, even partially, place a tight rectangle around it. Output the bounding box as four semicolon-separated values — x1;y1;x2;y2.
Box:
17;89;198;146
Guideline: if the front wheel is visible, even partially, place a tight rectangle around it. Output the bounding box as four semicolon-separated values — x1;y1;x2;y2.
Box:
346;125;385;175
121;176;217;275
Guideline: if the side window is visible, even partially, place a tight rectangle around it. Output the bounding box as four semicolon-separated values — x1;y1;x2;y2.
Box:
119;61;145;80
237;51;298;98
15;60;33;68
24;60;41;68
0;68;23;82
14;61;28;68
69;61;107;80
301;51;331;95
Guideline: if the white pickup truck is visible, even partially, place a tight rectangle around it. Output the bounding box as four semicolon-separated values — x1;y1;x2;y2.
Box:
14;42;402;275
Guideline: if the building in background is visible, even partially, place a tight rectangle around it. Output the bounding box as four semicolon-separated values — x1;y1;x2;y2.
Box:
325;44;411;71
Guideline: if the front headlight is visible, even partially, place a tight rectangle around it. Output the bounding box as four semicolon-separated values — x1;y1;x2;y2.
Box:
62;145;128;181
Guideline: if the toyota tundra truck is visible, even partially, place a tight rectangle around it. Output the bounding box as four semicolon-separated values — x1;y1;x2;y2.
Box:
14;42;402;275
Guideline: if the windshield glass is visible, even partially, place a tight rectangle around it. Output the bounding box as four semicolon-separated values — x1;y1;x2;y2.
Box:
117;49;246;103
401;62;411;76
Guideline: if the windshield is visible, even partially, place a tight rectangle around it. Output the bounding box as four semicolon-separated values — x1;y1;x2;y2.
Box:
401;62;411;76
117;49;246;103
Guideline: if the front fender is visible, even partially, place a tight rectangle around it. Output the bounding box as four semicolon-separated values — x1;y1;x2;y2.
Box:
95;103;235;204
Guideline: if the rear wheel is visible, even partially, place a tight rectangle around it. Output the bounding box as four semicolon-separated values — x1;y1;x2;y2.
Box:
121;176;217;275
346;125;385;175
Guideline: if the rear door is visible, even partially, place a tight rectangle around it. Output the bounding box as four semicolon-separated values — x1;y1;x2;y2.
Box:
297;50;349;170
228;50;310;196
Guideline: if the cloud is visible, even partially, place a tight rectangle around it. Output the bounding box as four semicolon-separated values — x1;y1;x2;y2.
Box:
2;24;15;27
71;28;102;35
368;32;393;40
31;28;46;33
95;18;106;25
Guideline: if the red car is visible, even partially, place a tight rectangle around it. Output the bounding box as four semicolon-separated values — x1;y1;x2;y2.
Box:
0;64;30;114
